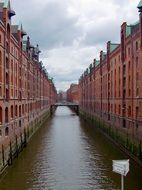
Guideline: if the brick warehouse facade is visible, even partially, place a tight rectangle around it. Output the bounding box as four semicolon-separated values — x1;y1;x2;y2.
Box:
79;1;142;160
0;0;57;172
66;84;79;104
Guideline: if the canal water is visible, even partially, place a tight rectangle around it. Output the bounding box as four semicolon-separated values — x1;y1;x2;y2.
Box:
0;107;142;190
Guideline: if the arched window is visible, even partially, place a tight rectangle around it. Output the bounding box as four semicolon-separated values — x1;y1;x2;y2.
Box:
19;120;21;128
7;24;10;40
22;104;24;114
6;24;10;54
5;107;8;123
136;41;138;51
5;127;9;136
6;72;9;84
0;106;2;123
128;61;131;71
136;57;138;68
128;106;131;117
25;104;27;113
15;105;18;116
6;57;9;69
30;103;32;111
19;105;21;117
6;88;9;101
11;105;13;118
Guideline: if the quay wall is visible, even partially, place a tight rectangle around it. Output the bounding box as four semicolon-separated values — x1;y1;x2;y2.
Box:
80;108;142;165
0;108;51;175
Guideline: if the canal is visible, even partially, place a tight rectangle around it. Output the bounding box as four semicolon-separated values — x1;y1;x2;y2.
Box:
0;106;142;190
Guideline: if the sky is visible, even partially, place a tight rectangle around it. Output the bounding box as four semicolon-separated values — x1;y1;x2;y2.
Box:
11;0;140;91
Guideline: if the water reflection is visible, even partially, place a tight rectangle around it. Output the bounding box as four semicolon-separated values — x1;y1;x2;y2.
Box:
0;107;142;190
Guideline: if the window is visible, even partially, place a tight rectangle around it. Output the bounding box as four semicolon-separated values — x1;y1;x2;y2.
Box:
0;86;2;97
118;105;121;115
6;88;9;101
11;105;13;118
123;65;126;75
136;88;139;96
6;73;9;84
136;41;138;51
5;127;9;136
136;107;139;119
115;104;116;114
119;90;121;97
128;47;130;55
128;61;131;71
128;106;131;117
123;119;126;128
0;106;2;123
6;57;9;69
19;105;21;117
118;55;120;62
136;57;138;68
22;104;24;114
7;24;10;40
19;120;21;127
129;89;131;96
25;104;27;113
136;72;139;81
5;107;8;123
15;105;18;116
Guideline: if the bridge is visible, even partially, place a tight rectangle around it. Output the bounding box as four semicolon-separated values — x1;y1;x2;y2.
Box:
50;102;79;115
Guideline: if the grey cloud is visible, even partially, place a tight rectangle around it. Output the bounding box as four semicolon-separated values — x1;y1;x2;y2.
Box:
13;0;82;49
83;21;120;46
11;0;139;91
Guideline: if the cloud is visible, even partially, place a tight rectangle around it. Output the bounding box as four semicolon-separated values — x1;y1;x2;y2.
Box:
11;0;140;91
12;0;82;49
41;45;100;91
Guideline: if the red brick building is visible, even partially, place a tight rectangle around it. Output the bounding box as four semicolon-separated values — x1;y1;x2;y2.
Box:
0;0;57;169
67;84;79;104
57;91;67;102
79;1;142;146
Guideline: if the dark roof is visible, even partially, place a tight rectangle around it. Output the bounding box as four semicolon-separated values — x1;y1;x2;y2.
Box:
11;25;18;33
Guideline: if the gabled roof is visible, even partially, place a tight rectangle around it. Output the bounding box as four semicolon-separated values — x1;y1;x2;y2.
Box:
95;60;100;66
18;23;27;36
130;21;140;34
11;25;18;33
125;21;140;37
110;43;119;53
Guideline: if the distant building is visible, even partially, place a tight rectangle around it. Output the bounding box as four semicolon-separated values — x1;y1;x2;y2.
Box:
66;84;79;104
57;91;67;102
